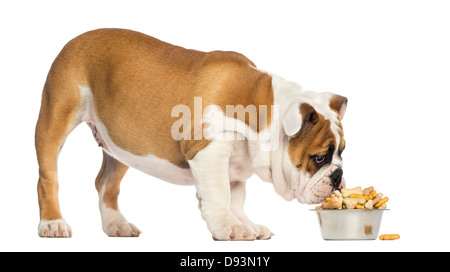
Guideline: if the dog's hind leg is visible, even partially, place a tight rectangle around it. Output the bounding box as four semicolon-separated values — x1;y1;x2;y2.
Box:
95;151;140;237
35;66;84;237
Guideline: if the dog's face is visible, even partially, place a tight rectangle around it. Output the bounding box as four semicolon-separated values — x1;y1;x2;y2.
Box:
281;92;347;204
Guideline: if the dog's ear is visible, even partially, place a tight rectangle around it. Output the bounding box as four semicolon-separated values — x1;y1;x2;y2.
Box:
328;94;348;120
282;103;318;136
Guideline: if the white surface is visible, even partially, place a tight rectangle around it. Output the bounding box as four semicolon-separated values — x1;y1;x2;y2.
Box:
1;0;449;252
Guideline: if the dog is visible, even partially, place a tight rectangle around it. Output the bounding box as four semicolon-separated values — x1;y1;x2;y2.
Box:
35;28;347;240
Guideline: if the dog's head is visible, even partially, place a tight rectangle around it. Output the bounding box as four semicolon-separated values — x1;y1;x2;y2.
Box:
281;92;347;204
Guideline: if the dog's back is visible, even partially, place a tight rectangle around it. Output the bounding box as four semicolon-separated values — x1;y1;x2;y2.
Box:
40;28;269;164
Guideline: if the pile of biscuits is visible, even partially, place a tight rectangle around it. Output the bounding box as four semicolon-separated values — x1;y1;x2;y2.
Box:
315;186;388;210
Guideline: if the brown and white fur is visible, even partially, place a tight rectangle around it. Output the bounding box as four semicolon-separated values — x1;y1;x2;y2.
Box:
35;28;347;240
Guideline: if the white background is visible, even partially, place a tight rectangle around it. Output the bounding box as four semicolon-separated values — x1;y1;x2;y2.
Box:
1;0;449;252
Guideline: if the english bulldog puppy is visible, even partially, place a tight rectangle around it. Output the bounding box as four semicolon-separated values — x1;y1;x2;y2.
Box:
35;28;347;240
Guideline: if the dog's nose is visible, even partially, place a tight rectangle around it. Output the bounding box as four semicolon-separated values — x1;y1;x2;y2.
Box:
330;168;343;189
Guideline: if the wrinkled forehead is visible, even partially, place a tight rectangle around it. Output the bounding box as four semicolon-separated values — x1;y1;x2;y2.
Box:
289;111;341;154
302;92;345;151
327;104;345;154
287;98;345;176
327;111;344;153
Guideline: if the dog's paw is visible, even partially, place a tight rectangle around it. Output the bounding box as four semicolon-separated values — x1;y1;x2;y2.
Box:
38;219;72;238
251;224;274;240
103;221;141;237
212;223;257;241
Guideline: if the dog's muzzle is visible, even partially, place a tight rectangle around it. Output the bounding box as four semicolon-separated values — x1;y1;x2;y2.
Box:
329;168;343;191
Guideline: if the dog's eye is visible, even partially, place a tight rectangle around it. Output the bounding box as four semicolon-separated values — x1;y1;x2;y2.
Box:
315;156;326;164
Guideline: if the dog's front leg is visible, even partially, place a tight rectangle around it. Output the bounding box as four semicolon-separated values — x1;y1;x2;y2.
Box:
230;181;274;240
189;140;257;241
